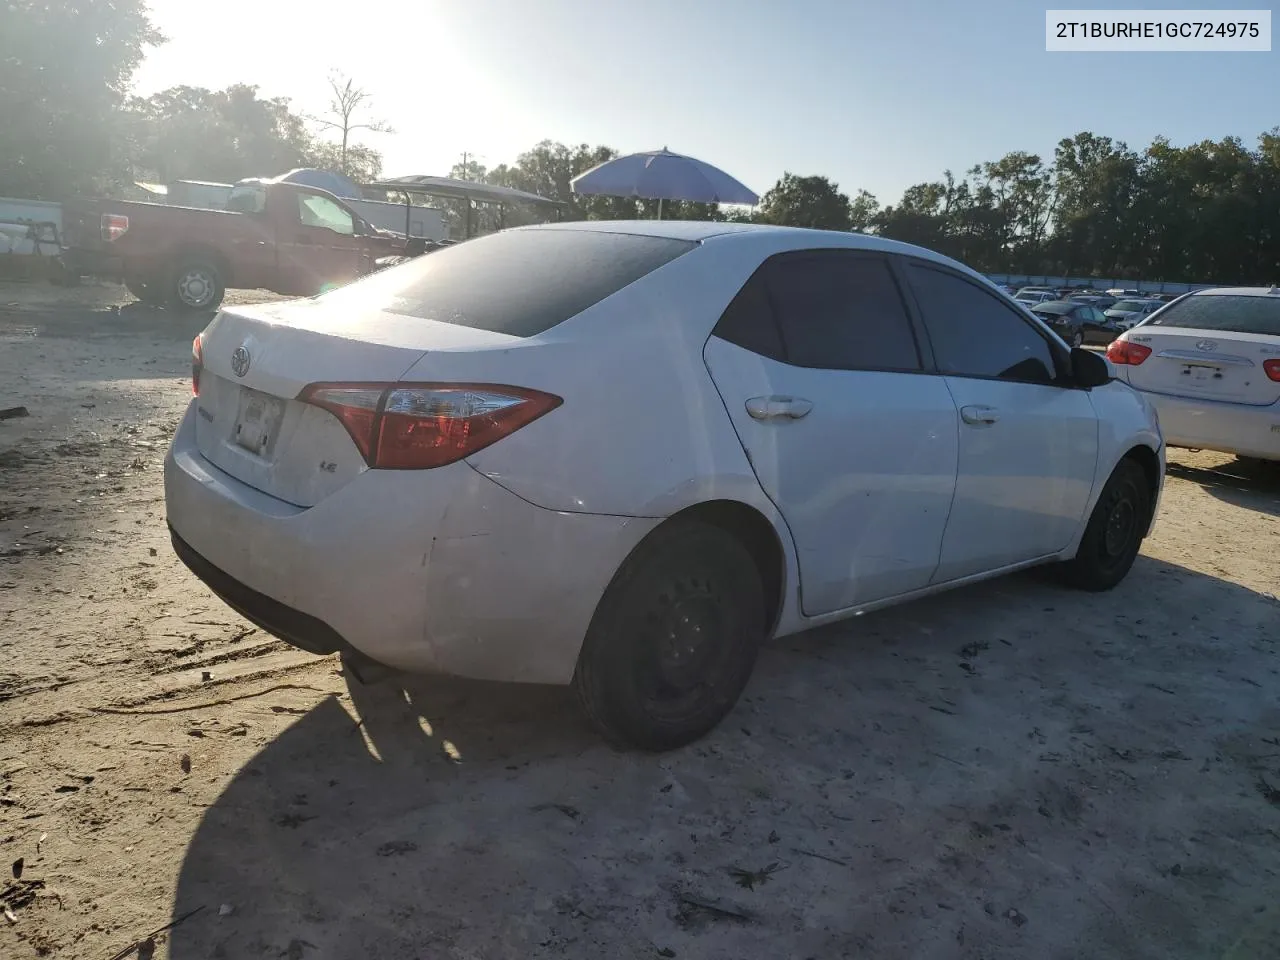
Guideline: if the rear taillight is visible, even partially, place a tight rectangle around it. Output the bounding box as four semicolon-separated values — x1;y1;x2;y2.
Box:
1264;359;1280;382
1106;339;1152;365
298;383;562;469
191;335;203;396
100;214;129;242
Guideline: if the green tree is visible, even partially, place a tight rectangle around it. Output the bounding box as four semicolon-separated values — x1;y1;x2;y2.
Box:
127;84;381;186
1050;133;1142;276
849;190;880;233
757;173;852;230
0;0;162;198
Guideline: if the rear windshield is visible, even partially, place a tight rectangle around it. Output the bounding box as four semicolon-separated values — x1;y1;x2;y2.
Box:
315;229;695;337
1146;294;1280;336
1033;303;1071;315
1112;299;1147;311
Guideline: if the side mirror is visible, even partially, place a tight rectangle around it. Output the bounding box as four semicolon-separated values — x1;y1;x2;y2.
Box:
1071;346;1110;387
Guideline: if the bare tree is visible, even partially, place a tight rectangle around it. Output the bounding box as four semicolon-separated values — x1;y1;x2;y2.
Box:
313;72;392;176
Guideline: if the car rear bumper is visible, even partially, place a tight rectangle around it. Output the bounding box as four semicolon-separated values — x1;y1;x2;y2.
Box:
163;402;658;683
1142;390;1280;461
169;527;347;655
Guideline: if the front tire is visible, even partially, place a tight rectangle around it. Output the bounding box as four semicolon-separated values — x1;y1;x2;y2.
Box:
1059;458;1150;591
572;520;764;751
1070;329;1084;348
167;258;225;312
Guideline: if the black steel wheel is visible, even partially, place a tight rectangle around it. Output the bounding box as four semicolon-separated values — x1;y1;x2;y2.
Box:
572;519;764;751
1059;457;1150;591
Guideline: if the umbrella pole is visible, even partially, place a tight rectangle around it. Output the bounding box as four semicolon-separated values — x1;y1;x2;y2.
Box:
657;197;663;221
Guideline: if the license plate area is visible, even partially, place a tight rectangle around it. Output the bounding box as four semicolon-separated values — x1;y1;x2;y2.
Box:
233;387;285;457
1179;362;1222;383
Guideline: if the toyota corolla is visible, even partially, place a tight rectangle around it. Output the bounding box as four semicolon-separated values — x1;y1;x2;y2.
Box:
165;221;1165;750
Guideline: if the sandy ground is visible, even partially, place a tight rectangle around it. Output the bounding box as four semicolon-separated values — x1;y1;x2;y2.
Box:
1;278;1279;960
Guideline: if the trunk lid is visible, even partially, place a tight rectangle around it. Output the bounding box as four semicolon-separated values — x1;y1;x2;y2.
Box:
193;299;520;506
1123;326;1280;406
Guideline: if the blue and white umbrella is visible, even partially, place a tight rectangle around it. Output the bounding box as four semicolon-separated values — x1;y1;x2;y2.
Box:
570;147;758;218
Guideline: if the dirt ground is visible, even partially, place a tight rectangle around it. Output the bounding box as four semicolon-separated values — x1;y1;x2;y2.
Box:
2;278;1279;960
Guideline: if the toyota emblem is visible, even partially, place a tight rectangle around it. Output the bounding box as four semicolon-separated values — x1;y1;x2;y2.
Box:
1195;339;1218;352
230;345;251;378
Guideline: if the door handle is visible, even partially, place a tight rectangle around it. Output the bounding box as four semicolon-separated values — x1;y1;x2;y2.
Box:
960;404;999;426
746;396;814;421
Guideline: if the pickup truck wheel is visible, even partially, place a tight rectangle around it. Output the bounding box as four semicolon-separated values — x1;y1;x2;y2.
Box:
168;260;225;312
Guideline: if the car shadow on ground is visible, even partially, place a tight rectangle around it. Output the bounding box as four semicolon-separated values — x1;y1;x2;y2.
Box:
164;554;1280;960
1165;455;1280;518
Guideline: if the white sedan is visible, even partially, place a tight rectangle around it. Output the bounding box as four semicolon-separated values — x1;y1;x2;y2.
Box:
1106;286;1280;462
165;222;1165;750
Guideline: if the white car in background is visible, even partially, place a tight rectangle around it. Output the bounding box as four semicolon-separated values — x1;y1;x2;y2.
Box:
1107;286;1280;463
165;222;1165;750
1105;298;1163;331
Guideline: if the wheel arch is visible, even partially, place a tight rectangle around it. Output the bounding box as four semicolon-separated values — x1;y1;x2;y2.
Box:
170;243;233;289
1119;442;1162;536
658;499;788;639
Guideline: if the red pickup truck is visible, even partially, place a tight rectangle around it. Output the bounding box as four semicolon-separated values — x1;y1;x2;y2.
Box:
62;180;404;311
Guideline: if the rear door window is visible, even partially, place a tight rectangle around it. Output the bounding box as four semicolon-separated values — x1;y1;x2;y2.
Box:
764;253;921;371
314;229;695;337
710;272;785;360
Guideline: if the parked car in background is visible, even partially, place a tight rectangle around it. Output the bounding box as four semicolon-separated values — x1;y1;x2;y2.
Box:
165;221;1165;750
1070;294;1119;311
1030;300;1119;347
1017;286;1056;299
62;180;406;311
1015;290;1057;307
1107;288;1143;298
1106;298;1163;330
1107;286;1280;463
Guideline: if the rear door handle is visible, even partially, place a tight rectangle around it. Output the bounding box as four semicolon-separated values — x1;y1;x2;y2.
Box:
960;404;999;426
746;396;813;421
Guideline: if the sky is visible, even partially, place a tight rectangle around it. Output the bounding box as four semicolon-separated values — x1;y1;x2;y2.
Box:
132;0;1280;205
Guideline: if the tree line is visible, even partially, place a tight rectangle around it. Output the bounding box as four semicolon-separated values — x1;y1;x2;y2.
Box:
0;1;383;200
4;0;1278;285
444;131;1280;287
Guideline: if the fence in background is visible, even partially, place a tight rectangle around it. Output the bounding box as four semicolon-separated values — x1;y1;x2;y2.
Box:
987;274;1220;295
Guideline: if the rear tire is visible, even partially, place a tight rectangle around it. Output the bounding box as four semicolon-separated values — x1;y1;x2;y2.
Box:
572;520;764;751
167;258;225;312
1070;329;1084;348
1058;458;1150;591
